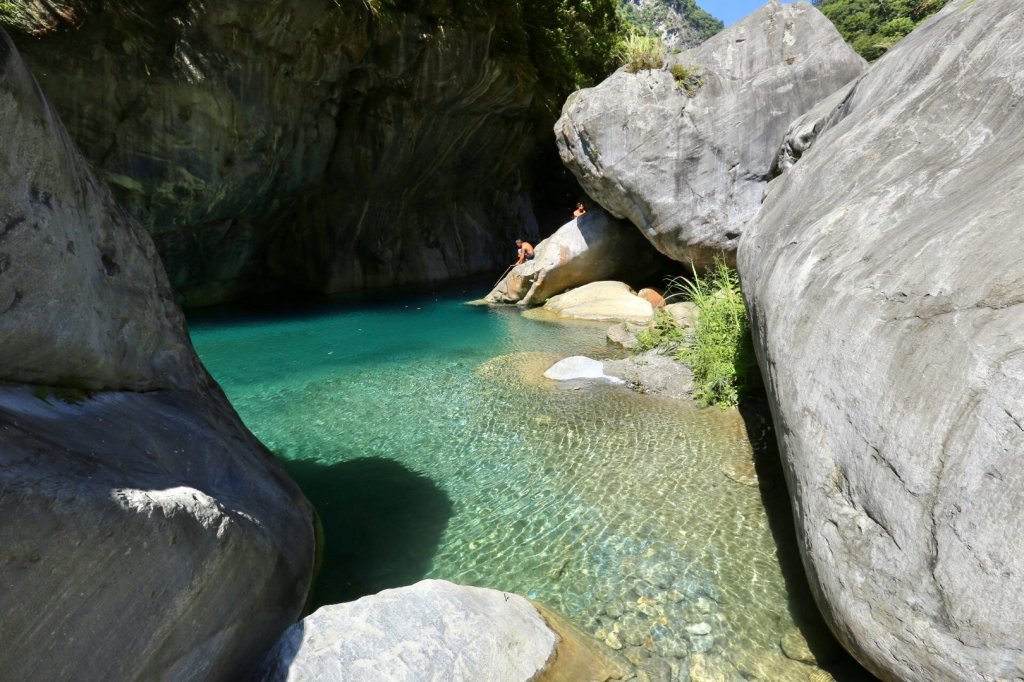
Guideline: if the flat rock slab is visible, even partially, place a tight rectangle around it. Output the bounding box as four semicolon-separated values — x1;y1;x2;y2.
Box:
604;351;694;399
256;580;557;681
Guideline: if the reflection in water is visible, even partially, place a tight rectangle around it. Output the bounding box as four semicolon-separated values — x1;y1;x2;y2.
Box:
190;294;872;681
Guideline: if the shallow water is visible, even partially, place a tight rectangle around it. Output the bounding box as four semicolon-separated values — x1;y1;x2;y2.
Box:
189;290;865;681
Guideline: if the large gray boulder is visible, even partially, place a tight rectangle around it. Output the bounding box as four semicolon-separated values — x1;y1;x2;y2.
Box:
256;579;630;681
738;2;1024;680
484;208;666;305
0;29;313;679
555;1;865;268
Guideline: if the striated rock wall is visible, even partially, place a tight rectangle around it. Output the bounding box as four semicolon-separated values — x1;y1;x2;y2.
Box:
4;0;541;305
556;1;865;269
0;29;314;678
739;1;1024;679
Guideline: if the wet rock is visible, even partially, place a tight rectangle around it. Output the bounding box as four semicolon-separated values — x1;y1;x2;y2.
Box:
636;657;673;682
739;1;1024;680
685;622;712;636
484;208;668;305
0;30;314;680
529;281;654;324
607;322;645;350
555;1;865;268
604;351;695;399
687;653;733;682
543;356;625;385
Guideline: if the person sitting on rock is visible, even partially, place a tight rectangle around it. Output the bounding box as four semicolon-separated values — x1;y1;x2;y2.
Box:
573;201;587;218
514;239;535;265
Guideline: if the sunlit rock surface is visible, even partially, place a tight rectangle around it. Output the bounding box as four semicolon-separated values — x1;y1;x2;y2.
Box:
0;29;313;679
555;1;865;268
739;1;1024;679
485;208;668;305
255;580;630;682
526;281;655;324
4;0;542;305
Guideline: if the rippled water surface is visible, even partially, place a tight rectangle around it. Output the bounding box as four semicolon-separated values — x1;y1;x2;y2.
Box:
189;291;864;681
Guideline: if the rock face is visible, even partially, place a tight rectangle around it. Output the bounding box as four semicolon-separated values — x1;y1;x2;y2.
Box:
484;208;668;305
4;0;542;305
529;281;654;324
0;29;313;679
738;2;1024;680
555;1;865;269
256;579;629;681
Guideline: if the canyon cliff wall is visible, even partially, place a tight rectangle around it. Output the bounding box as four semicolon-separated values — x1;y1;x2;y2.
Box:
3;0;554;305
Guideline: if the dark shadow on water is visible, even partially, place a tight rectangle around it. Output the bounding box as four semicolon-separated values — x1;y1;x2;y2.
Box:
739;397;879;681
280;456;454;609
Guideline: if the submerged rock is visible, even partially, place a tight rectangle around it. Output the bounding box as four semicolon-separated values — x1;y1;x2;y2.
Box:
555;1;865;268
739;1;1024;680
485;208;668;306
530;281;655;324
0;29;313;679
604;351;695;399
255;580;630;681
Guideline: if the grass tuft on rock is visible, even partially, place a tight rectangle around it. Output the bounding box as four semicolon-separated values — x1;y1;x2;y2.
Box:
668;259;759;408
669;63;703;96
635;308;685;352
617;32;666;72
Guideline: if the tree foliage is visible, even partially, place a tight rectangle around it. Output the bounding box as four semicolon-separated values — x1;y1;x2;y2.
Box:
813;0;950;60
618;0;722;47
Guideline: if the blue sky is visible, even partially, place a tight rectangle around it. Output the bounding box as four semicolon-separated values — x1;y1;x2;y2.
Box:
699;0;800;27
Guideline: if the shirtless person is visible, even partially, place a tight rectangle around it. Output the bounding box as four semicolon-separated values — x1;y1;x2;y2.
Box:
514;238;535;265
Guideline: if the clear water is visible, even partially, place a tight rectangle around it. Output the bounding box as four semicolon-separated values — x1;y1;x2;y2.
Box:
189;289;866;681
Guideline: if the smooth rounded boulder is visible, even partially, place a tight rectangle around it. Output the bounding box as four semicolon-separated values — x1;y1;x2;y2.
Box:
555;1;866;268
739;2;1024;679
484;207;669;306
528;281;655;324
255;580;630;681
0;29;314;680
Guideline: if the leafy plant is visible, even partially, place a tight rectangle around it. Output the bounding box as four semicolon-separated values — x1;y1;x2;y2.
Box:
617;0;723;47
669;62;703;96
635;308;685;352
668;259;759;408
617;32;666;72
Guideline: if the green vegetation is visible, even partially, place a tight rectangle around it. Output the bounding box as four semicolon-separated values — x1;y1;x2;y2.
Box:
618;0;722;47
617;32;667;72
673;260;759;408
636;308;685;352
636;260;758;408
669;62;703;96
813;0;951;60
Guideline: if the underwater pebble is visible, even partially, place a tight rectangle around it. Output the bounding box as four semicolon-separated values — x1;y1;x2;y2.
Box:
686;622;712;636
605;632;624;650
690;634;715;653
